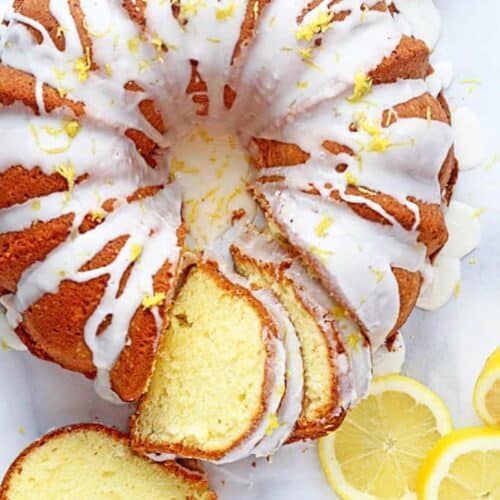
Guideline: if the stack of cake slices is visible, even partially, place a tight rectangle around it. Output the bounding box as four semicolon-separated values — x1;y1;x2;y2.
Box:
130;228;374;462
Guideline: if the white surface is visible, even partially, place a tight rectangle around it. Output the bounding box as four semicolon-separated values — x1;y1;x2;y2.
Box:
1;2;499;498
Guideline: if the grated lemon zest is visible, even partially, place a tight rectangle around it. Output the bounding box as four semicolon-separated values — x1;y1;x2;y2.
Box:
347;72;372;103
215;2;237;21
55;162;76;192
63;120;80;138
296;9;334;41
315;216;333;237
83;19;112;38
345;170;358;186
265;414;280;436
53;67;66;81
89;210;105;222
472;207;486;219
130;243;143;262
73;46;92;81
369;266;385;283
30;124;72;154
347;332;360;351
127;36;141;54
142;292;166;309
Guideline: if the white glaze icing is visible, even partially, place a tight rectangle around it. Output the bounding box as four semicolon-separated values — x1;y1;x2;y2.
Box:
0;111;183;403
0;306;26;351
453;107;486;171
145;452;177;463
251;293;303;458
392;0;441;50
372;331;405;376
417;201;481;311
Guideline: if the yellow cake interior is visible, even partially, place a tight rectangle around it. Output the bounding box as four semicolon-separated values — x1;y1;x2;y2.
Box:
233;254;334;424
5;430;211;500
133;263;268;456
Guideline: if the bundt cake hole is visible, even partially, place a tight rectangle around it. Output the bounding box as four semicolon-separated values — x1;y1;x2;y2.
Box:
166;121;259;246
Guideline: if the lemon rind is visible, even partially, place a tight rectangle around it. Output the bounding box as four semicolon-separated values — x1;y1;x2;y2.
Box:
416;427;500;499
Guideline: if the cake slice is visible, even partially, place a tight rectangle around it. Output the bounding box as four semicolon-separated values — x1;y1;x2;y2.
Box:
231;229;370;442
0;424;216;500
131;261;289;463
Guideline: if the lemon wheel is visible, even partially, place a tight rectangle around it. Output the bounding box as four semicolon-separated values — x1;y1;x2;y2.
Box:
417;427;500;499
318;375;452;499
473;347;500;428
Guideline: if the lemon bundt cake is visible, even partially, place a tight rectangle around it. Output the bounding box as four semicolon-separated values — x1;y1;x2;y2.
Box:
0;424;216;499
0;0;457;462
130;260;304;462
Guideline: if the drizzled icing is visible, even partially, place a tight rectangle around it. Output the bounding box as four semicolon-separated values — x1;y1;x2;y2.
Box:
392;0;441;50
417;201;480;311
373;331;405;376
0;111;182;403
256;188;426;349
452;107;486;171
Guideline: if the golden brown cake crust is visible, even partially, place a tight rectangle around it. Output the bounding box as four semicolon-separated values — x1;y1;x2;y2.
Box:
0;423;216;500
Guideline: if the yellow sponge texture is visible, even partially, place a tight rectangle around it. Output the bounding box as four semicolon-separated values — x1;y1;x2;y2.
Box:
3;427;214;499
234;257;335;424
133;263;268;457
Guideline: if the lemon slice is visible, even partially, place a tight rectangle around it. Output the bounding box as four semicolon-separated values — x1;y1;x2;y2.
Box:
473;346;500;427
318;375;452;499
417;427;500;499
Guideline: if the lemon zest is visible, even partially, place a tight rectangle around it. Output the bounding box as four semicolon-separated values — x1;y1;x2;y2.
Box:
347;72;372;103
265;414;280;436
345;171;358;186
127;36;141;53
63;120;80;138
472;207;486;219
73;46;92;81
53;67;66;81
30;124;72;154
55;162;76;192
142;292;166;309
83;19;112;38
369;266;385;283
347;332;360;351
215;2;237;21
130;243;144;262
315;216;333;237
296;9;334;41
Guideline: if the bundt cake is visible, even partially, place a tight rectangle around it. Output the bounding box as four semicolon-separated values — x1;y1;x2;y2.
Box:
0;0;457;462
0;424;216;499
